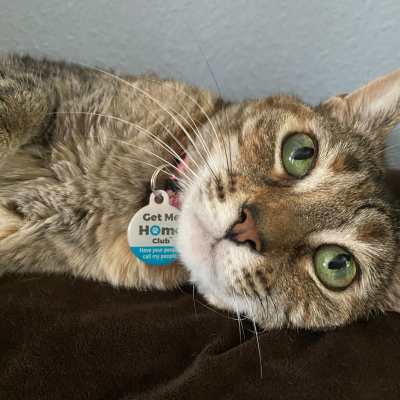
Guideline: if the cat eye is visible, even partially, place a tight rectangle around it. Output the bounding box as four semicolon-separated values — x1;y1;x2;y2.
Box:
314;245;357;290
281;133;316;177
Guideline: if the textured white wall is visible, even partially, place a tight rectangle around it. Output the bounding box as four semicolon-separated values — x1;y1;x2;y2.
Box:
1;0;400;164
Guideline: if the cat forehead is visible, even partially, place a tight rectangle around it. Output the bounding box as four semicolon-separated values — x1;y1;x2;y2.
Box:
236;96;382;176
236;95;314;133
239;95;377;149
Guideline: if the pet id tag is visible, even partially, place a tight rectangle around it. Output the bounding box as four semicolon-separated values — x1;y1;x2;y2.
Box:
127;190;180;266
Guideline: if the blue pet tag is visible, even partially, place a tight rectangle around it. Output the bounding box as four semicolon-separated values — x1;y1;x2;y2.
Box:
127;190;180;266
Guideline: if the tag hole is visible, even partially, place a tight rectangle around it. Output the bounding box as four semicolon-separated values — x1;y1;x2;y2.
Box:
154;194;163;204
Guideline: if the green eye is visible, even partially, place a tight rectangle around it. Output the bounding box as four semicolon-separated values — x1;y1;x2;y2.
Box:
282;133;316;177
314;245;357;289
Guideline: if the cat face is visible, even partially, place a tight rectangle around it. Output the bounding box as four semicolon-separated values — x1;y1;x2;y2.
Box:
177;70;400;329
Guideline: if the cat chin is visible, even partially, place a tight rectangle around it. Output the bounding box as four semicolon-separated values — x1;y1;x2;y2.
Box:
177;206;216;274
177;216;259;321
197;285;268;328
176;200;231;306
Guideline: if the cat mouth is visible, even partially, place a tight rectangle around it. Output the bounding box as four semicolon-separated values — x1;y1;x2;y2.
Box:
163;154;188;210
165;179;182;209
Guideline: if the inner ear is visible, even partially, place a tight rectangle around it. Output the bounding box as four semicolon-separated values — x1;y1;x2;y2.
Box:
321;69;400;137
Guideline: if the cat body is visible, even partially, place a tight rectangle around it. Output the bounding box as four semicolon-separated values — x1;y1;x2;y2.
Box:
1;54;400;329
0;55;224;289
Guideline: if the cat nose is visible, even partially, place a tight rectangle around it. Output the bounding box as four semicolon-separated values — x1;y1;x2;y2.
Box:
226;207;262;252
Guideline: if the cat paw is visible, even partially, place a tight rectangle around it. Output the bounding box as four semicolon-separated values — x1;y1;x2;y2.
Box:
0;204;22;240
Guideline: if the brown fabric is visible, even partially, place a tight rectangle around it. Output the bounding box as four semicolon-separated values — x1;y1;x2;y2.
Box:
1;273;400;400
2;170;400;400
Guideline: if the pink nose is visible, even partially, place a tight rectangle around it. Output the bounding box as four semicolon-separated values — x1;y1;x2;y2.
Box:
227;208;262;252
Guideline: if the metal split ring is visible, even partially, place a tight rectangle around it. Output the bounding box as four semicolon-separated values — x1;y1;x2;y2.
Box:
150;164;170;194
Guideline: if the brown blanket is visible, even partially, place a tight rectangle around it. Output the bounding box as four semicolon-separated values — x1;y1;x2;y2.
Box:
2;171;400;399
1;273;400;400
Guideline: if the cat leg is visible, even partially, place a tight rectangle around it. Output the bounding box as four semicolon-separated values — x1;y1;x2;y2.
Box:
0;205;22;241
0;59;57;275
0;205;25;276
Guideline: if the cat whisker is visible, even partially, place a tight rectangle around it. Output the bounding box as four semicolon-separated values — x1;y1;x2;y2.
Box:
172;86;228;178
121;75;226;184
113;84;211;179
111;139;197;185
255;292;268;322
114;173;189;190
202;61;233;178
135;74;224;175
197;57;232;177
111;73;223;185
252;318;264;379
171;101;219;182
176;286;244;321
184;25;233;178
269;292;280;328
240;288;263;378
115;154;191;190
83;66;217;183
231;291;246;344
51;111;198;184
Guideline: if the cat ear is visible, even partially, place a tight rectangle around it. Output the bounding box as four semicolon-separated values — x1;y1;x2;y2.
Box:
322;69;400;138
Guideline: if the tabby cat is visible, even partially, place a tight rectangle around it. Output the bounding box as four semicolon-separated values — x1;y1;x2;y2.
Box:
0;55;399;329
